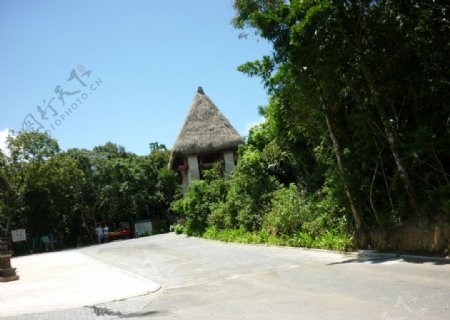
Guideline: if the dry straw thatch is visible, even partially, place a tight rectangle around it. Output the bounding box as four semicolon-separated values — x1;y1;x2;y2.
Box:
171;87;244;158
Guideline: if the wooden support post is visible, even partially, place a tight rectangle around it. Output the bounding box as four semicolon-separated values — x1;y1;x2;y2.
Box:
223;151;235;178
187;155;200;185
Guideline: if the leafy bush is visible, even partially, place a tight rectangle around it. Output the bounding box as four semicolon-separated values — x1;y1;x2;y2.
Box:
207;201;235;230
203;227;282;245
290;232;315;248
201;226;353;252
315;231;354;251
170;139;354;251
264;184;308;236
222;146;280;231
171;180;212;235
170;224;184;234
171;166;228;235
299;172;350;238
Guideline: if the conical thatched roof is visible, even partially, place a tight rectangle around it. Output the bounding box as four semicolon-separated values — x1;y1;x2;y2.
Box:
171;87;243;158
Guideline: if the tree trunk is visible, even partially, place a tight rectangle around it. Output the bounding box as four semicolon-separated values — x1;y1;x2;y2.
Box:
360;65;421;218
80;211;95;243
432;147;450;185
332;1;421;218
379;151;395;213
313;78;364;231
370;151;383;228
324;111;364;230
381;112;420;217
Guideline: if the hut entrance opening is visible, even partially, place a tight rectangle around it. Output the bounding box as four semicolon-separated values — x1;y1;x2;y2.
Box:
198;153;222;178
172;156;186;185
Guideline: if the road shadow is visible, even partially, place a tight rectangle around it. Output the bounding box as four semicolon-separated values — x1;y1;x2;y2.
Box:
328;252;450;266
90;306;169;318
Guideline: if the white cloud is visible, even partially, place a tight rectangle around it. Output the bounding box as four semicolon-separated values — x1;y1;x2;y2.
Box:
240;117;266;137
0;128;12;156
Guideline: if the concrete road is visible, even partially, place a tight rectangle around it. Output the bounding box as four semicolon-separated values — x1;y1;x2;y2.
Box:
80;233;450;320
2;233;450;319
0;250;159;316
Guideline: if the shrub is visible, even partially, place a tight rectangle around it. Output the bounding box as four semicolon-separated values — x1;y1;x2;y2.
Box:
201;227;353;252
223;146;280;231
207;202;235;230
170;224;184;234
170;166;229;235
263;184;307;236
171;180;212;235
300;183;349;238
315;231;354;251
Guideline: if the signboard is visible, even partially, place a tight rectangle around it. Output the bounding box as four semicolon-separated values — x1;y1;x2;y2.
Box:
134;220;153;237
11;229;27;242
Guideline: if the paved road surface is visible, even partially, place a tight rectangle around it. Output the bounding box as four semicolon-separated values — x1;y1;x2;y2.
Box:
1;233;449;319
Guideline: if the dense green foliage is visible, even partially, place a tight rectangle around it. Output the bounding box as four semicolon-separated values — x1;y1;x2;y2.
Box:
203;227;353;252
0;131;179;250
234;0;449;232
172;0;449;251
171;132;352;250
169;164;227;235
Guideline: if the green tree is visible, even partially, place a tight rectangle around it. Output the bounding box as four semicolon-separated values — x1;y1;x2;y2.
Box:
0;131;85;244
8;131;59;162
233;0;450;239
0;133;178;248
234;0;364;231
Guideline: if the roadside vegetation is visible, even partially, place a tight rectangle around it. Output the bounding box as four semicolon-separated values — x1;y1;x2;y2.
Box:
170;143;355;252
0;132;179;251
171;1;449;254
173;226;353;252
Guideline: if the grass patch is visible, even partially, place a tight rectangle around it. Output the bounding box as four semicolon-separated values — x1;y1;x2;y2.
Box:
200;226;354;252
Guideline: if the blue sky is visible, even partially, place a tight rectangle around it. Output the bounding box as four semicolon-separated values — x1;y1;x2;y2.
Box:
0;0;270;155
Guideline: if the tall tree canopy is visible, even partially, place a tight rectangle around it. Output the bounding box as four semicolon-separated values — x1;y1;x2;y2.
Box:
233;0;450;235
0;131;179;248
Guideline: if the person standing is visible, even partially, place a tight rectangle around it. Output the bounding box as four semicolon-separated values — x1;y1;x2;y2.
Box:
95;224;104;244
103;224;109;243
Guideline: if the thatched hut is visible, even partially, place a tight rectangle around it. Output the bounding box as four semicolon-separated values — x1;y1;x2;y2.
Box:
169;87;244;193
